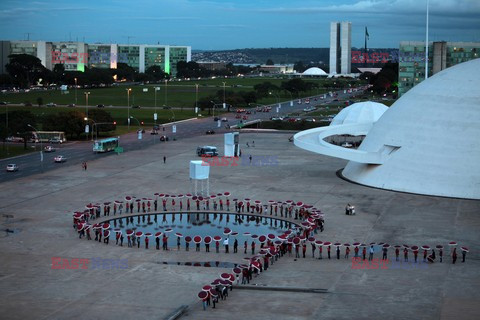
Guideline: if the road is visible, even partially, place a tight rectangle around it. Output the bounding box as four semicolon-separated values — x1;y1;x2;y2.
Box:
0;86;367;182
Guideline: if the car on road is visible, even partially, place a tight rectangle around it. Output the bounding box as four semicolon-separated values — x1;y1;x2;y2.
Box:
49;138;63;144
132;105;141;109
214;117;219;121
206;130;215;135
221;117;228;122
46;102;57;107
235;114;241;119
68;103;76;107
303;106;317;112
54;155;67;163
150;130;159;135
245;110;251;114
23;102;33;107
159;135;169;141
6;136;24;143
97;104;105;108
242;115;248;120
197;146;218;157
44;146;56;152
270;117;284;121
163;106;171;109
0;101;7;105
6;164;18;172
297;99;302;104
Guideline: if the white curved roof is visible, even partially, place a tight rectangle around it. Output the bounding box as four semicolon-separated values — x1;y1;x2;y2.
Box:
343;58;480;199
330;101;388;126
302;67;327;75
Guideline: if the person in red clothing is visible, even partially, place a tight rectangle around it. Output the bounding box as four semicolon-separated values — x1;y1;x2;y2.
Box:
226;199;230;211
318;245;323;259
395;247;400;261
145;236;149;249
345;247;351;259
404;247;409;261
302;243;307;258
162;235;168;250
413;250;419;263
354;246;359;258
362;246;367;260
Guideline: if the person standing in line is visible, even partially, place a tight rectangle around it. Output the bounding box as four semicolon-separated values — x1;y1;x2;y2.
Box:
395;247;400;261
362;246;367;260
404;247;409;262
205;242;210;252
327;245;331;259
311;243;316;258
155;237;160;250
163;156;166;164
120;234;124;246
128;235;132;247
162;235;168;250
354;246;359;258
336;246;340;260
318;245;323;259
368;245;374;261
116;232;120;245
439;248;443;262
137;237;141;248
413;250;419;263
233;239;238;253
452;248;457;264
382;247;388;260
177;237;181;251
461;249;467;263
224;238;229;253
145;236;149;249
251;241;256;255
215;240;220;253
345;247;350;259
244;240;248;254
302;243;307;258
295;244;300;258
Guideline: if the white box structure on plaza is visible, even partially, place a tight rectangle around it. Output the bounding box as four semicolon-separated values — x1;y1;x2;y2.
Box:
224;132;239;157
189;160;210;196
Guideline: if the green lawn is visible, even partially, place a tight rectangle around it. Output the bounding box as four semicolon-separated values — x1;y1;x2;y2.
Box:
0;77;350;108
0;143;35;159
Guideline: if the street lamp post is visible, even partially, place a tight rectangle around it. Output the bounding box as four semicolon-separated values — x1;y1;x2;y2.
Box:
127;88;132;131
222;81;226;109
27;124;43;172
84;117;97;141
74;78;78;105
84;91;90;118
195;84;199;115
164;79;168;107
269;92;281;115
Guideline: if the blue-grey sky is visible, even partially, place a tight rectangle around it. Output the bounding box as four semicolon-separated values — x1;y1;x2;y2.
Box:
1;0;479;49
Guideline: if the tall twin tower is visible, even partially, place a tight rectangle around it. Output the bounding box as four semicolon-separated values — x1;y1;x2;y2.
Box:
329;21;352;74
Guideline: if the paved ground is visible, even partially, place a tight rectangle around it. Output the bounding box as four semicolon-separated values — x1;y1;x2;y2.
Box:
0;131;479;320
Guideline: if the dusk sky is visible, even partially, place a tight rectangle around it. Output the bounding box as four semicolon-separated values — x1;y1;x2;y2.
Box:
1;0;479;50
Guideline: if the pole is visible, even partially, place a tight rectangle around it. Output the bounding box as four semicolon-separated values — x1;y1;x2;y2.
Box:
27;124;43;172
164;80;168;107
222;82;226;109
74;78;77;105
425;0;429;80
127;88;131;131
195;84;199;115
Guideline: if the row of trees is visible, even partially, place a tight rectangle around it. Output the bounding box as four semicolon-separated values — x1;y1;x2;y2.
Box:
359;62;398;95
0;109;115;148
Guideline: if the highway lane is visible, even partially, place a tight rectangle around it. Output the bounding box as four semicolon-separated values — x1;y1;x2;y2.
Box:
0;86;367;183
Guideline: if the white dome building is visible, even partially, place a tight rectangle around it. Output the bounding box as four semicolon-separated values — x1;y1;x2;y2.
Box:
295;58;480;199
330;101;388;126
302;67;328;76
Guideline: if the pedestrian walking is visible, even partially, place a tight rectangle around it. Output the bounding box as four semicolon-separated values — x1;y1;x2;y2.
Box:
462;249;467;263
249;155;252;164
413;250;418;263
233;239;238;253
439;248;443;263
177;237;181;251
120;234;123;246
251;241;256;255
244;240;248;254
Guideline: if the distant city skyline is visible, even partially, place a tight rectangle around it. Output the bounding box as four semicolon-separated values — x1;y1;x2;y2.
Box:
1;0;479;50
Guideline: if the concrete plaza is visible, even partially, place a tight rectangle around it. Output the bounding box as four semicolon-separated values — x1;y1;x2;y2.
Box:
0;131;479;320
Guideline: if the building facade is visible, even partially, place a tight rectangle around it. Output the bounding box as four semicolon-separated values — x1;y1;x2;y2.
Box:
1;40;191;76
398;41;479;96
329;22;351;74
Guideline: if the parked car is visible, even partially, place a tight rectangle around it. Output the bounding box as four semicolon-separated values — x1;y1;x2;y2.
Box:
6;136;24;143
6;164;18;172
206;130;215;135
97;104;105;108
159;135;169;141
221;117;228;122
46;102;57;107
44;146;56;152
0;101;7;105
54;155;67;163
49;138;63;144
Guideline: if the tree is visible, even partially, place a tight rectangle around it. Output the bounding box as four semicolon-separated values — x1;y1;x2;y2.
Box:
5;54;47;88
145;65;167;81
36;97;43;107
87;109;115;136
0;110;36;149
42;111;85;139
266;59;274;65
114;63;136;82
294;61;306;73
253;82;279;98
